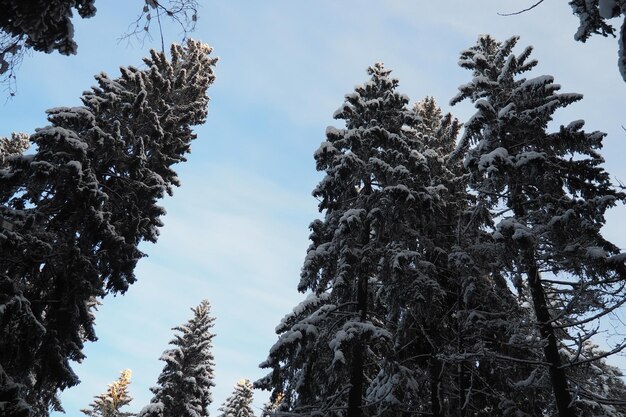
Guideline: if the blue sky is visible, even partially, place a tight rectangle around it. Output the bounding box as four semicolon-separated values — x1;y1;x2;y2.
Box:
2;1;626;415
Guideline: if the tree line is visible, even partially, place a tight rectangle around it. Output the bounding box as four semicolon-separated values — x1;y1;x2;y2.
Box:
80;300;261;417
2;2;626;417
257;36;626;417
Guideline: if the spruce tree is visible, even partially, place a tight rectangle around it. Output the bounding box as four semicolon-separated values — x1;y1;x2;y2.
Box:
451;35;626;417
258;64;442;417
218;379;255;417
139;300;216;417
81;369;135;417
0;39;217;415
385;97;549;417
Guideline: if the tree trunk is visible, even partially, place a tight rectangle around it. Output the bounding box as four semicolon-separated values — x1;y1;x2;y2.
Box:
430;355;443;417
527;261;576;417
347;273;368;417
456;287;467;417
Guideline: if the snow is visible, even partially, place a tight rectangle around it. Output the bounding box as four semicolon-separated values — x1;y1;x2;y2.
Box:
518;75;554;90
599;0;619;18
515;151;546;167
477;147;509;172
66;160;83;173
586;246;608;259
497;103;515;119
513;369;539;388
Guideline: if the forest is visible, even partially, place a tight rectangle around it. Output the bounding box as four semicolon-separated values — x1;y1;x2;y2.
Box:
1;1;626;417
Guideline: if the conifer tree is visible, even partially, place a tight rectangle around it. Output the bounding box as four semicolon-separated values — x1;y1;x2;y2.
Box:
258;64;443;417
139;299;216;417
384;97;549;417
81;369;135;417
0;39;217;415
451;35;626;417
218;379;255;417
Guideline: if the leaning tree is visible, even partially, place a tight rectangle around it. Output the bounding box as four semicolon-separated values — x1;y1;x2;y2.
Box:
0;39;217;415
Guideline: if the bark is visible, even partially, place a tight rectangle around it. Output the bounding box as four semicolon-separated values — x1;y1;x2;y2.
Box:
347;272;367;417
430;356;443;417
527;260;576;417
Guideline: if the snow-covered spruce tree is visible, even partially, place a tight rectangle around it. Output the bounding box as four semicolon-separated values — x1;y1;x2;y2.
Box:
451;35;626;417
218;379;255;417
389;97;551;417
257;64;446;417
0;131;40;417
0;39;216;415
81;369;135;417
139;299;216;417
0;274;42;417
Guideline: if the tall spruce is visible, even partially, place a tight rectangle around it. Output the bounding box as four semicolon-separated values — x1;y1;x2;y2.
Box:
0;39;217;415
218;379;255;417
389;97;550;417
257;64;444;417
451;35;626;417
139;300;216;417
81;369;135;417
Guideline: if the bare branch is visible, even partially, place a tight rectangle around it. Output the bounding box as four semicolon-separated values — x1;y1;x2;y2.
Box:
120;0;199;50
0;33;26;97
497;0;545;17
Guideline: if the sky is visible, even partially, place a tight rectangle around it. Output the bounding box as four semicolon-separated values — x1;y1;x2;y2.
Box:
1;1;626;415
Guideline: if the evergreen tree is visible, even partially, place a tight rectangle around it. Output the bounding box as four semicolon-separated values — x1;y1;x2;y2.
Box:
0;39;217;415
451;34;626;417
139;299;216;417
387;97;550;417
81;369;135;417
258;64;441;417
218;379;255;417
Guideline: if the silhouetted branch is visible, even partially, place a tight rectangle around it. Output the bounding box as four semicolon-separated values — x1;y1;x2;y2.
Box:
498;0;545;16
121;0;199;51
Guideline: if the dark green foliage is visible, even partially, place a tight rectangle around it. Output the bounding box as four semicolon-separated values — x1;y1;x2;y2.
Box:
139;300;216;417
257;64;432;416
452;34;626;416
0;39;216;415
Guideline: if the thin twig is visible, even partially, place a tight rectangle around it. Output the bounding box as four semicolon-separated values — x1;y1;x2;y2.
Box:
498;0;545;16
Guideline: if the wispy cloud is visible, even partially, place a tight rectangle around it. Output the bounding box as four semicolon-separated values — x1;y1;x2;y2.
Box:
5;1;622;415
